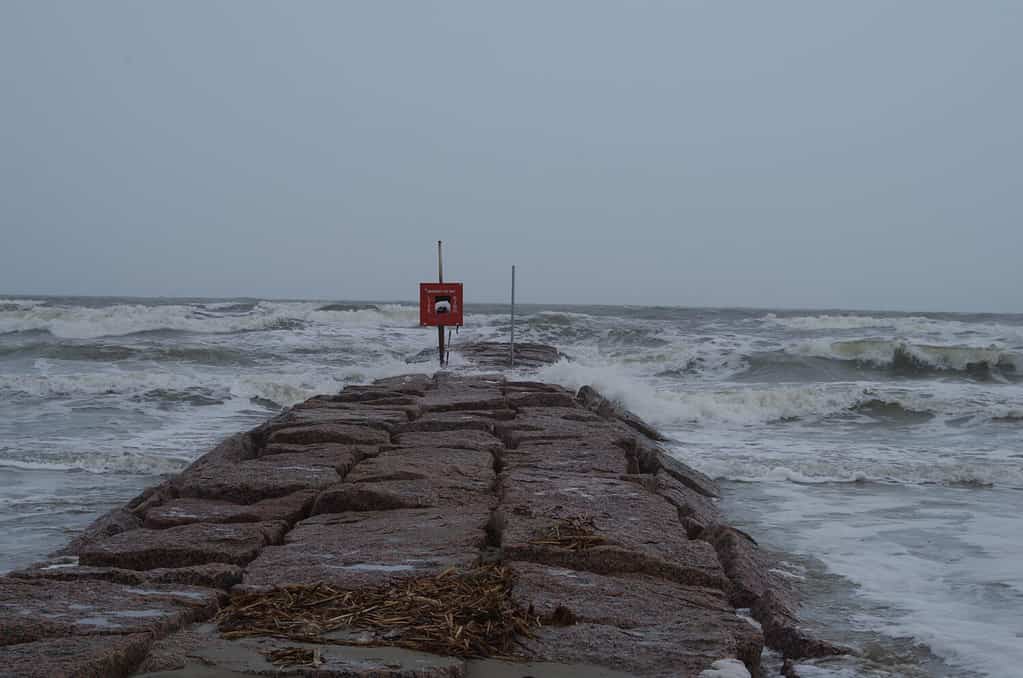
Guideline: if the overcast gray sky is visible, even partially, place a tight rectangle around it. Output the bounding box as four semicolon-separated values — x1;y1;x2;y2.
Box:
2;1;1021;311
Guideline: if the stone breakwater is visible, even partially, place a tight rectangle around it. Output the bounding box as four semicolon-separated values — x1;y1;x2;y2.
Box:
0;365;843;677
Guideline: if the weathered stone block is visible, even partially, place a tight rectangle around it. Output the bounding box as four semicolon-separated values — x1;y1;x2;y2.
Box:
266;422;391;447
79;521;286;570
510;562;761;674
458;342;561;368
500;470;726;589
312;448;494;513
143;491;316;529
418;389;508;413
135;633;465;677
631;439;720;498
268;406;410;432
495;409;628;449
0;577;219;645
0;633;152;678
503;439;629;476
511;562;735;627
10;562;243;591
397;411;502;434
393;429;504;452
55;508;142;557
522;622;752;678
259;442;377;460
372;373;434;395
174;448;359;504
242;507;488;590
622;472;721;533
506;389;578;409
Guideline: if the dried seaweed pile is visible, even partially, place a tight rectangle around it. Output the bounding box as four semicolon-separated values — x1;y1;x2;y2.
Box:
529;515;608;551
217;565;534;658
262;646;322;669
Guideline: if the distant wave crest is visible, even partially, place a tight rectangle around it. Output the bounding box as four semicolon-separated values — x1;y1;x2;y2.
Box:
800;339;1019;379
0;301;420;339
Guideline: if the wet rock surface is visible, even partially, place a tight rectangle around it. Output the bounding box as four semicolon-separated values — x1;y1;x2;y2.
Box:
241;506;490;590
265;423;390;447
78;521;288;570
0;633;153;678
456;341;561;369
172;447;363;504
143;491;317;529
312;447;494;512
10;562;244;591
392;428;504;451
0;577;219;644
8;353;838;676
135;627;467;678
500;469;728;590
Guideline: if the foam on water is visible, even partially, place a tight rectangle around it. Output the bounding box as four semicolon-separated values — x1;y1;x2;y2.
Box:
2;297;1021;676
539;356;1023;431
0;300;420;339
0;298;47;310
793;338;1021;376
764;312;1023;342
743;483;1023;677
698;659;751;678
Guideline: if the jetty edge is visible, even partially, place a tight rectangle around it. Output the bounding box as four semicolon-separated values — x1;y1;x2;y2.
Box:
0;346;845;677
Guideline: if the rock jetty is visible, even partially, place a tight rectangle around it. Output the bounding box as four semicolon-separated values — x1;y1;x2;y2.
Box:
0;345;842;677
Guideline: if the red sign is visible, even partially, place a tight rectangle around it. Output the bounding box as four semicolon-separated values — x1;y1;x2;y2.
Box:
419;282;463;326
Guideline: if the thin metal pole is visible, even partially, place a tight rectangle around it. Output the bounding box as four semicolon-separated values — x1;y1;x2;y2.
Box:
509;265;516;367
437;240;444;283
437;241;445;366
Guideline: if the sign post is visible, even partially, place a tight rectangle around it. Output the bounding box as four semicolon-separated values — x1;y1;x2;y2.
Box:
419;243;463;368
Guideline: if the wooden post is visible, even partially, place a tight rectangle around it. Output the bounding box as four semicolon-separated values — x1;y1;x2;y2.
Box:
437;240;445;367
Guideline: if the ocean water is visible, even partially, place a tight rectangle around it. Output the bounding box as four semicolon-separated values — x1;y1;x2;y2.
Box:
1;296;1021;676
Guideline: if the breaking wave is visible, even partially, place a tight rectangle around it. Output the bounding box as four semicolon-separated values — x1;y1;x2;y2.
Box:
0;298;47;312
764;312;935;331
797;339;1020;379
0;301;420;339
0;454;190;476
0;368;329;406
0;341;256;365
764;312;1023;347
536;358;1023;428
676;456;1022;490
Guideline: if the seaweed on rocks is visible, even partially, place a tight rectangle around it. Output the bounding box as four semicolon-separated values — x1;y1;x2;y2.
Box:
216;565;537;659
528;515;609;551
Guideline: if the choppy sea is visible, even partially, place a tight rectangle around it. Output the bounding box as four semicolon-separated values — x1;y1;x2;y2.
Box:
1;296;1020;677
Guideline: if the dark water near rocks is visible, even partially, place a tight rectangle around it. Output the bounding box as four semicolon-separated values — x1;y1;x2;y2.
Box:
1;296;1021;676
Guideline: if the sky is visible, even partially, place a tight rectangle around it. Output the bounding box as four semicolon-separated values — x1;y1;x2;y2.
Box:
1;1;1021;312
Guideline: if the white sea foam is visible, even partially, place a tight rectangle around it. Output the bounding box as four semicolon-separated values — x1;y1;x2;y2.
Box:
0;451;189;475
698;659;751;678
0;298;46;309
0;301;420;338
538;359;886;425
0;357;429;408
764;313;936;331
666;429;1023;489
764;312;1023;345
793;338;1021;373
538;354;1023;431
748;483;1023;677
0;369;216;399
3;299;1022;676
